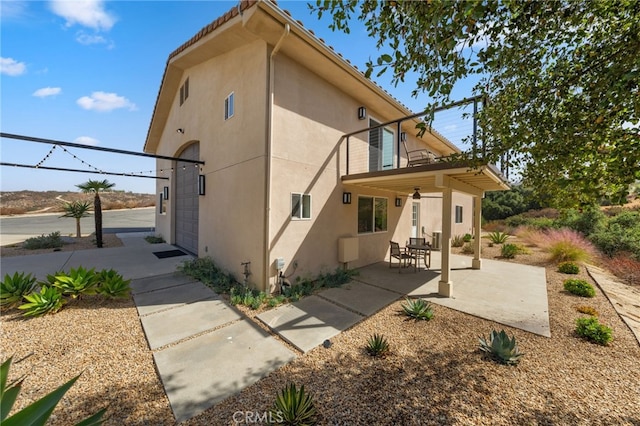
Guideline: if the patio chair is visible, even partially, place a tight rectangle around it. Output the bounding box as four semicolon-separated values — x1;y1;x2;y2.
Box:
408;237;431;270
389;241;415;273
402;139;437;167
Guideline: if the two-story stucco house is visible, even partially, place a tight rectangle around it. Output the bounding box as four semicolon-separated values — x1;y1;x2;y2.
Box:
144;0;509;296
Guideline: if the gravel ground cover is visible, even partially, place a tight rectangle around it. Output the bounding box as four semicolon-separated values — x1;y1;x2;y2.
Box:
1;233;123;257
2;235;639;425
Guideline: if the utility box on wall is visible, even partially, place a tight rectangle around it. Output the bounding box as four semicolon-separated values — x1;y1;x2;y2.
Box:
338;237;359;263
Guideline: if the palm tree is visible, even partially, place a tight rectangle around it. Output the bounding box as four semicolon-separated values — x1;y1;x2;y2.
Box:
76;179;115;248
60;201;92;238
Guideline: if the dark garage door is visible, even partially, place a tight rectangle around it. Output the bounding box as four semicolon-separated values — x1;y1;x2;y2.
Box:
175;143;199;254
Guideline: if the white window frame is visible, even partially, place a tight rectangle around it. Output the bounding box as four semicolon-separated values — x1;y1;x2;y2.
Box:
224;92;234;120
180;77;189;106
455;205;463;223
357;195;388;234
291;193;311;220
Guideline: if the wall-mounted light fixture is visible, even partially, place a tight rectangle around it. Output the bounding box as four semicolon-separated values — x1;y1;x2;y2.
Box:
395;197;402;207
412;187;421;200
342;192;352;204
163;186;169;200
357;106;366;120
400;132;407;142
198;175;206;196
176;128;185;134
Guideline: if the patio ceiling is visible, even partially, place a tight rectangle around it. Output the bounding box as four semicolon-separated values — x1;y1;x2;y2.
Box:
342;162;510;197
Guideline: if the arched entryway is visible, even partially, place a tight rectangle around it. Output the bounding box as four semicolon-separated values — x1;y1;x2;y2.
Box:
175;142;199;254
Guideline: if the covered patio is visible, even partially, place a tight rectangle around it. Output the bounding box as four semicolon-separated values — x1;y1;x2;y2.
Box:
343;160;510;297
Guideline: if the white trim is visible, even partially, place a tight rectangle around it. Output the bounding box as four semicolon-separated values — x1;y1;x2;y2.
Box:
291;192;312;220
224;91;235;120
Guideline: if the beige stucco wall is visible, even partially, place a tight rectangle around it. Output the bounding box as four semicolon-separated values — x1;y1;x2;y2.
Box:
154;40;269;286
420;191;475;244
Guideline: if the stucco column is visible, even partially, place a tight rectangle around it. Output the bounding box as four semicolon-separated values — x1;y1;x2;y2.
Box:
439;187;453;297
472;195;482;269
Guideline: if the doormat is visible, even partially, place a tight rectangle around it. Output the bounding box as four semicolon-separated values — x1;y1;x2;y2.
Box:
153;249;188;259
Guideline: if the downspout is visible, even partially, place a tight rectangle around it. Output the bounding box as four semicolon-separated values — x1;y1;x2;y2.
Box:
264;23;290;292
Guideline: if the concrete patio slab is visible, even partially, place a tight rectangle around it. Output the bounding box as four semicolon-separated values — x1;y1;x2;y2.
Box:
153;320;297;422
130;272;196;295
141;297;241;349
320;281;401;316
257;295;363;353
134;281;216;316
0;251;74;281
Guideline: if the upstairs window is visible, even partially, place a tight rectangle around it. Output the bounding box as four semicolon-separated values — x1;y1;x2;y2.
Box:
179;78;189;106
224;92;234;120
291;193;311;220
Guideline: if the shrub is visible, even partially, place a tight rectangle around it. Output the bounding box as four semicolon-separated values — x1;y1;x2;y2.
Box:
144;235;165;244
501;243;518;259
461;243;474;254
97;269;131;298
400;298;434;320
575;317;613;345
0;272;37;309
18;286;65;317
478;329;524;365
452;235;465;247
271;383;317;426
557;206;605;236
576;305;599;316
366;334;390;357
51;266;99;299
558;261;580;274
590;211;640;258
0;357;106;426
22;232;63;250
463;233;473;242
505;214;555;230
603;253;640;285
541;228;597;263
487;231;510;244
563;279;596;297
178;257;239;293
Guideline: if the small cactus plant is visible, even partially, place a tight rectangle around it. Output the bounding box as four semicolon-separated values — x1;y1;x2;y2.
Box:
400;298;434;321
366;333;390;357
479;329;524;365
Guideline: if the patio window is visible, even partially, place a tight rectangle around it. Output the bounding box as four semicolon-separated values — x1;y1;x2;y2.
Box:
224;92;234;120
358;196;388;233
291;193;311;220
455;205;463;223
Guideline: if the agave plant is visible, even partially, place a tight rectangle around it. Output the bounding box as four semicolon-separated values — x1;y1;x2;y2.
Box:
488;231;510;244
271;383;317;426
1;357;106;426
18;286;65;317
400;298;434;321
52;267;99;299
479;329;524;365
0;272;37;309
366;333;390;357
96;269;131;298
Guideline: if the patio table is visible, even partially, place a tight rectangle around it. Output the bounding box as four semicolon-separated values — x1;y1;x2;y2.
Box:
406;243;431;271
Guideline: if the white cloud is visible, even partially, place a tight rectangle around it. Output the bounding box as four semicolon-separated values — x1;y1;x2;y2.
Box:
1;1;28;20
76;91;136;112
49;0;116;31
75;32;106;45
0;57;26;76
74;136;100;146
33;87;62;97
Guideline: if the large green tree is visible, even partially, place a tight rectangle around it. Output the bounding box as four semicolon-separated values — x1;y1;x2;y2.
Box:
313;0;639;207
76;179;115;248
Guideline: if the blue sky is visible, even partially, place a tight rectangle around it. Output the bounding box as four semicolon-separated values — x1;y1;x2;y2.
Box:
1;0;475;194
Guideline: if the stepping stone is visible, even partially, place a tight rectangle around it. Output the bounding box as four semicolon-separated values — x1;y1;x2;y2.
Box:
141;298;241;349
320;281;400;316
153;320;296;422
130;273;195;294
257;295;363;353
134;281;216;316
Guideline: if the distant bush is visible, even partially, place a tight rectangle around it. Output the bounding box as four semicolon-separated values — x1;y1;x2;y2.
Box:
462;243;474;254
556;207;606;236
23;231;64;250
463;233;473;242
543;228;596;263
505;214;555;230
590;211;640;259
452;235;465;247
563;279;596;297
145;235;165;244
603;253;640;286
